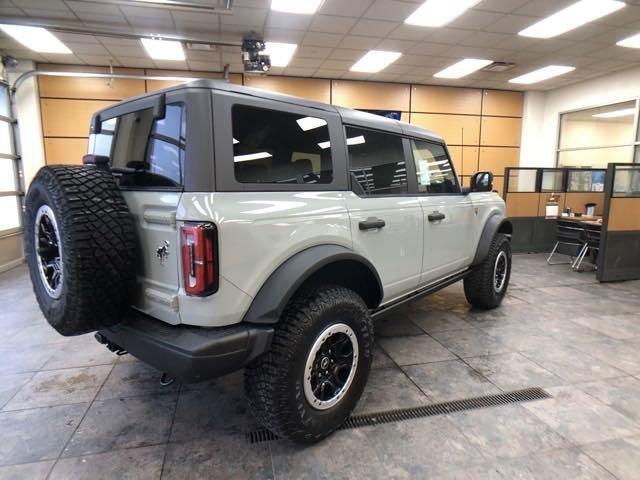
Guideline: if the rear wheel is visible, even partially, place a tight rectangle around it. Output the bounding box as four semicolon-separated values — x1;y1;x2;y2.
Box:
464;233;511;309
245;284;373;443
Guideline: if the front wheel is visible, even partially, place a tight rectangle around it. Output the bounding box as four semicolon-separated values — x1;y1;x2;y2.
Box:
245;284;373;443
464;233;512;309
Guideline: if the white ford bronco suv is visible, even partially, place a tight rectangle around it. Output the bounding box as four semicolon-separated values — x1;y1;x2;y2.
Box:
24;80;512;443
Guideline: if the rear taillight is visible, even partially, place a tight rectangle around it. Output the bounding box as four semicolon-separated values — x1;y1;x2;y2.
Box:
180;223;218;296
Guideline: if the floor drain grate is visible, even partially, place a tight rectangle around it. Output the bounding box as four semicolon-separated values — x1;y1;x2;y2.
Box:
246;387;551;444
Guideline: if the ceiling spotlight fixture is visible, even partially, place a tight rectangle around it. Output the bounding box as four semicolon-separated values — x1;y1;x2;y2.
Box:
519;0;625;39
434;58;492;79
592;108;636;118
350;50;401;73
263;42;297;67
509;65;575;84
617;32;640;48
0;24;71;54
141;38;185;61
405;0;481;28
271;0;324;14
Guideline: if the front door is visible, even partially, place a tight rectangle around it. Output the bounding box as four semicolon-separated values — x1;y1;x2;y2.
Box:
409;139;475;285
89;99;187;324
343;126;423;303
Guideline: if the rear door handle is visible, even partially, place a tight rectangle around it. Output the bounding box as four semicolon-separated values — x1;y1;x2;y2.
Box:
428;211;446;222
359;217;386;230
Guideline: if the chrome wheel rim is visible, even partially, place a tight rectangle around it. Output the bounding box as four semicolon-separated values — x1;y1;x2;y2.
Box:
34;205;63;299
303;323;359;411
493;250;507;293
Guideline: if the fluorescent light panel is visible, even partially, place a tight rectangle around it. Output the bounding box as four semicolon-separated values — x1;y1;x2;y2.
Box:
617;32;640;48
271;0;323;14
509;65;575;84
141;38;184;60
592;108;636;118
519;0;625;39
0;24;71;54
434;58;492;79
234;152;272;162
264;42;297;67
405;0;481;27
297;117;327;131
350;50;401;73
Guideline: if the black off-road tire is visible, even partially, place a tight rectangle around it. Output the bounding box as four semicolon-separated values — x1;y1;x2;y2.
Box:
24;165;137;336
244;284;373;443
464;233;512;309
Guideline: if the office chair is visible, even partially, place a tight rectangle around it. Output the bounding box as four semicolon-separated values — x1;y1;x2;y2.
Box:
573;223;601;272
547;219;585;266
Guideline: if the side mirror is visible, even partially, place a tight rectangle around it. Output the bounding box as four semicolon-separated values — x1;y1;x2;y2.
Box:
470;171;493;192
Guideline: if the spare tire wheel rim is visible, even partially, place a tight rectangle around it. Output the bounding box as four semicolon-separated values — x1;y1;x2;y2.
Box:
34;205;63;299
493;250;507;294
304;323;359;411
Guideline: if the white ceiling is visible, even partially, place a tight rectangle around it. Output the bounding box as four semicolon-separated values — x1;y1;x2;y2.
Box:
2;0;640;90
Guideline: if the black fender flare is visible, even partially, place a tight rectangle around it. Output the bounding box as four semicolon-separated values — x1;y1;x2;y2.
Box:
472;214;513;266
242;244;383;324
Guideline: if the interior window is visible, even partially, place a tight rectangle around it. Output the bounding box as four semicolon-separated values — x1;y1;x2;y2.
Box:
232;105;333;184
411;140;458;194
99;103;185;188
346;127;407;196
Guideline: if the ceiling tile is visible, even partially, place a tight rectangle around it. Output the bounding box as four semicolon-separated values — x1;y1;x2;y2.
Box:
350;19;398;37
186;59;222;71
449;9;504;30
328;48;367;60
104;44;147;57
363;0;418;22
513;0;575;17
65;0;121;15
266;12;313;30
337;35;380;50
76;54;120;66
320;59;354;70
11;0;68;10
375;38;418;52
483;14;539;34
309;15;357;34
406;41;450;56
284;66;318;76
288;57;324;68
295;45;333;59
458;31;510;47
319;0;376;18
117;56;157;68
475;0;530;14
302;32;344;48
387;24;431;41
424;27;475;44
263;28;306;43
64;42;110;55
21;8;76;20
221;7;267;27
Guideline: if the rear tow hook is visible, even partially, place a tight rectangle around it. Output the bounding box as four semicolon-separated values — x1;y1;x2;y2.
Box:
94;332;128;356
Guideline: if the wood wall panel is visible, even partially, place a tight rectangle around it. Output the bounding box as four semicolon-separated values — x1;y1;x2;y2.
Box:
244;76;330;103
506;192;540;217
479;147;520;175
331;80;410;111
411;85;482;115
564;192;606;216
41;99;114;137
492;176;504;197
410;113;480;145
447;146;463;174
608;198;640;231
44;138;88;165
537;192;566;217
480;117;522;147
482;90;524;117
461;147;480;176
38;76;145;100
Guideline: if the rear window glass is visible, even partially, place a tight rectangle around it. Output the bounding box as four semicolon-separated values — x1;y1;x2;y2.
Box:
90;103;185;188
232;104;332;184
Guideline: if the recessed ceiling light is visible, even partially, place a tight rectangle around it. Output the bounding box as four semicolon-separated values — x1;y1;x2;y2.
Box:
264;42;297;67
297;117;327;131
141;38;185;61
271;0;323;14
509;66;575;84
0;24;71;54
592;108;636;118
350;51;401;73
405;0;481;27
617;32;640;48
519;0;625;39
434;59;492;79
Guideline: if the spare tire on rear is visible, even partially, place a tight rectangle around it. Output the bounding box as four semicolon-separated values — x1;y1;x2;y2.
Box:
24;165;137;336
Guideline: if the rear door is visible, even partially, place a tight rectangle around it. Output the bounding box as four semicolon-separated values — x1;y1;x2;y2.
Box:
409;139;475;285
89;94;188;324
343;126;423;303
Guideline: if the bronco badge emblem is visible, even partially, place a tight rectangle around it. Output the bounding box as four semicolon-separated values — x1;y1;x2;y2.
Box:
156;241;170;265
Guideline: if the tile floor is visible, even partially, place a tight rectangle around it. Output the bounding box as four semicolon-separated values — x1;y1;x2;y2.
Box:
1;254;640;479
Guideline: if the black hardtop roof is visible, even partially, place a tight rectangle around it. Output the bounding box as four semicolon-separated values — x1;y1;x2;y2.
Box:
95;78;444;143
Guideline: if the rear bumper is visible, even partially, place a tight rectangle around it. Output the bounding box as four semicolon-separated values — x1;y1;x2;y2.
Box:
97;312;273;383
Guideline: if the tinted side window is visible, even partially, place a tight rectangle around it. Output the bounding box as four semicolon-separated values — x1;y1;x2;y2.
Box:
100;103;185;188
412;140;458;194
232;105;332;184
346;127;407;196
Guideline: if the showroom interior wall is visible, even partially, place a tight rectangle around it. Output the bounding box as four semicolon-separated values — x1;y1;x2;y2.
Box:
37;63;524;195
520;65;640;168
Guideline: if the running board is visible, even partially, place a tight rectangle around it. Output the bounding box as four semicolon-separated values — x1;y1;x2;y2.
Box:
371;269;470;319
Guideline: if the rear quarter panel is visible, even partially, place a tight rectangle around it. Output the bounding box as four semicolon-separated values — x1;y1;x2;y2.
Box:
176;191;352;326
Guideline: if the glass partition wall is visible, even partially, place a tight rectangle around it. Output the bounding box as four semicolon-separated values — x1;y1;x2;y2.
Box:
557;100;638;168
